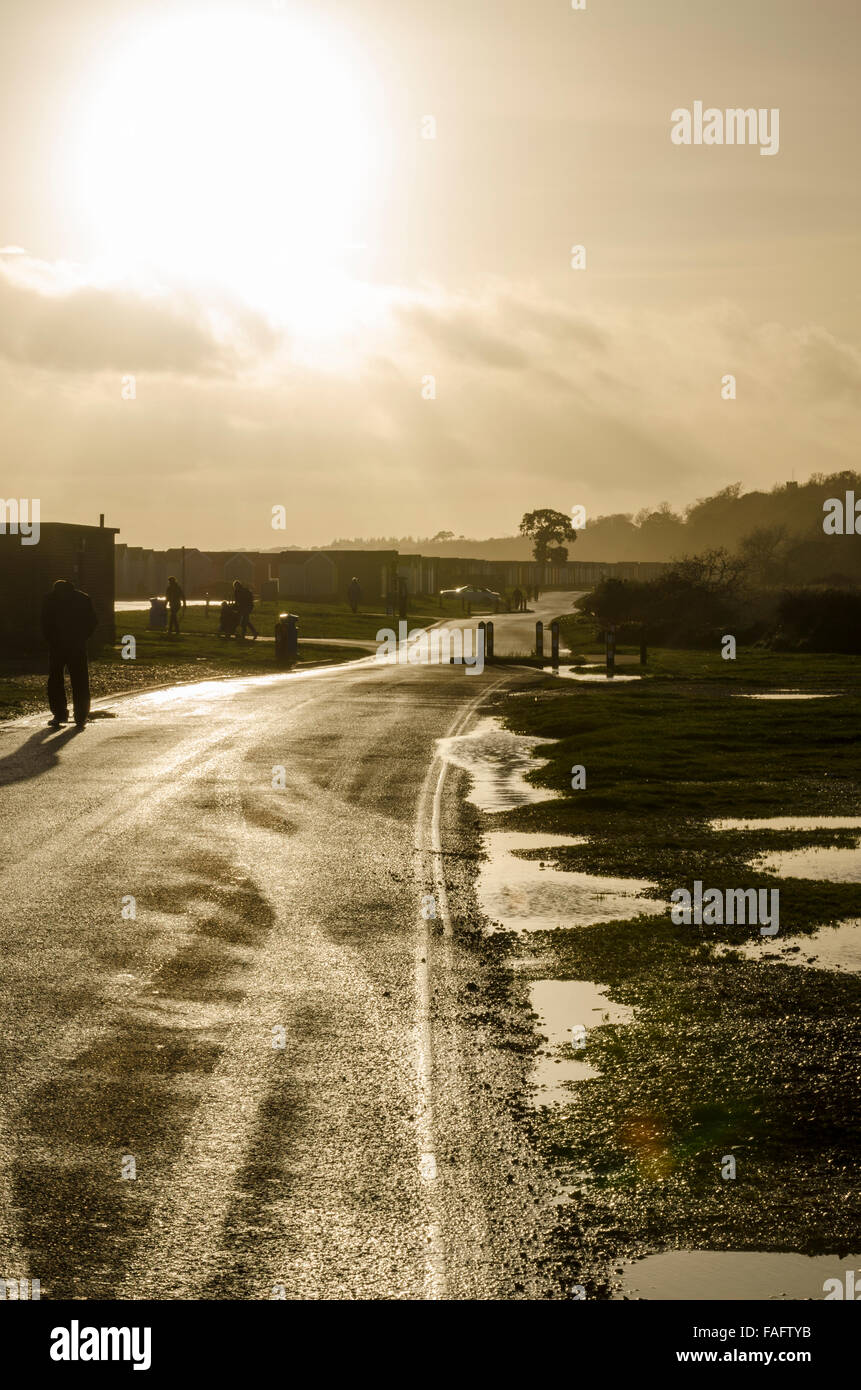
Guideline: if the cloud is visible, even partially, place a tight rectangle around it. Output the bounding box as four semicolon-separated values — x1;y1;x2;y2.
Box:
0;260;859;547
0;257;279;376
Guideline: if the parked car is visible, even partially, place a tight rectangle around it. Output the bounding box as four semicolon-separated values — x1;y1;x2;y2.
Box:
439;585;504;610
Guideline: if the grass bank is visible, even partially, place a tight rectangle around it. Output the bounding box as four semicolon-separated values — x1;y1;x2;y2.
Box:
477;648;860;1296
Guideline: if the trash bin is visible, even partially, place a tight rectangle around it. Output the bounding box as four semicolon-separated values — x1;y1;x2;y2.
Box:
274;612;299;667
148;597;167;630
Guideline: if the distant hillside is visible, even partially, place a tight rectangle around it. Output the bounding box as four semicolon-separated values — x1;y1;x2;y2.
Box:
326;472;861;565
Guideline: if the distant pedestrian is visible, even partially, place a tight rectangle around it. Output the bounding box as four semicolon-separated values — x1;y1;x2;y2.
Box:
41;578;98;729
512;586;522;613
165;575;186;635
347;576;362;614
233;580;258;639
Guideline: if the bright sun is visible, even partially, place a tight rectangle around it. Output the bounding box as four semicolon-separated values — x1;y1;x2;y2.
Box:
75;6;378;340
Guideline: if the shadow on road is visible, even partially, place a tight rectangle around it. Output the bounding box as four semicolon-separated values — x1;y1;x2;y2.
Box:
0;725;82;787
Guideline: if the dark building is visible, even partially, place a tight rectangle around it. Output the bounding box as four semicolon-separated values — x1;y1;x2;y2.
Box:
115;544;221;599
274;550;398;603
1;518;118;651
113;540;669;606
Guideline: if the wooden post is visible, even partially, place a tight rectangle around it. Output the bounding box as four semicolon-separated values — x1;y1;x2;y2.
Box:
535;620;544;662
486;620;494;660
606;625;616;677
551;619;560;668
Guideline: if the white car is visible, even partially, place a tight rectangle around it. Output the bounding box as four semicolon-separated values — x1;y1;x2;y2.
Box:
439;585;504;609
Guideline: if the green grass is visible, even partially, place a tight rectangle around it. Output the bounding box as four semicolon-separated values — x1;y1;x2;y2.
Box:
559;611;861;685
118;594;478;644
478;650;861;1294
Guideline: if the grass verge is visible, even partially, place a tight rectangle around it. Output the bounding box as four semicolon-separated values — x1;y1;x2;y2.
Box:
474;649;860;1296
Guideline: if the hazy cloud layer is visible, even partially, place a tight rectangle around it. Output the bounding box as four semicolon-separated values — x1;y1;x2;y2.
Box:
2;256;859;549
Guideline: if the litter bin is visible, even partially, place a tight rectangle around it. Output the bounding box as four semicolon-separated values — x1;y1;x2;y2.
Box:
274;612;299;667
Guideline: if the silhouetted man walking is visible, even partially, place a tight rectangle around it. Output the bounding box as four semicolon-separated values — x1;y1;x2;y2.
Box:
347;576;362;614
41;578;98;729
233;580;258;639
166;575;186;635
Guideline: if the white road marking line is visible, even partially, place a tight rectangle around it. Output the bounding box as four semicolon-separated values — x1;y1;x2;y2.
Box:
412;675;510;1300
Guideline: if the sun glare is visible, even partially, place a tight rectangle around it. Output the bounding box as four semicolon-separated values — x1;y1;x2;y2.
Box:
74;6;378;341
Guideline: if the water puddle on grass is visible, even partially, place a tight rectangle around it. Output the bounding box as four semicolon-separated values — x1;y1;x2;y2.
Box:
553;667;641;683
711;816;861;832
616;1249;861;1301
734;690;841;701
436;717;560;812
714;918;861;973
754;842;861;883
529;979;635;1107
479;832;666;933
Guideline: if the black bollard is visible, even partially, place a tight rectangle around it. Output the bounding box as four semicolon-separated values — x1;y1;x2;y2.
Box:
486;620;494;661
551;620;560;669
535;620;544;662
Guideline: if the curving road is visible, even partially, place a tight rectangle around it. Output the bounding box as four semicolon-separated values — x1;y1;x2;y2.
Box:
0;609;570;1301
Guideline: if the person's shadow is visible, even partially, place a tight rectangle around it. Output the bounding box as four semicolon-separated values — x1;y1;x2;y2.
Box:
0;725;82;789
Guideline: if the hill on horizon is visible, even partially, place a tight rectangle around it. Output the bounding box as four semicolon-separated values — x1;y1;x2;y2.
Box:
315;472;860;564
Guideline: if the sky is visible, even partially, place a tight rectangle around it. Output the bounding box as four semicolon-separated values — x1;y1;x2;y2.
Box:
1;0;859;550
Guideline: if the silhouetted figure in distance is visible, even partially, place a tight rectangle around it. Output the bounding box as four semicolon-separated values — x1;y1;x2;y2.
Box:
347;576;362;614
41;578;98;729
166;575;186;635
233;580;258;639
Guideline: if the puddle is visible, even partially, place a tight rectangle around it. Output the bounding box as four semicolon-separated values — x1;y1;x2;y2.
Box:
734;690;841;701
529;979;635;1106
710;816;861;832
436;717;560;812
754;842;861;883
552;667;641;683
616;1249;861;1301
93;660;376;719
713;918;861;973
119;674;290;712
479;831;666;932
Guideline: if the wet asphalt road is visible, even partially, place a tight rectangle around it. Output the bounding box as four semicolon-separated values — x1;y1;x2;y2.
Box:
440;591;583;657
0;646;554;1300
